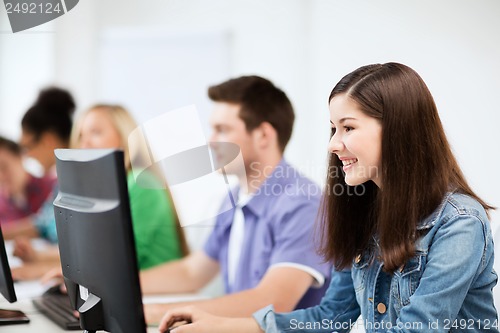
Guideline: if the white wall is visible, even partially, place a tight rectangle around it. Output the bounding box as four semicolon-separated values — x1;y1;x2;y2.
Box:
0;17;55;139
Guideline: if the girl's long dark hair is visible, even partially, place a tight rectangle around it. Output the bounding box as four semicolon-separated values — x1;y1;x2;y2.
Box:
319;63;494;272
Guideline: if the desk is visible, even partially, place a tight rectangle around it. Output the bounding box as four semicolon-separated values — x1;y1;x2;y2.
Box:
1;301;163;333
1;283;206;332
2;240;211;332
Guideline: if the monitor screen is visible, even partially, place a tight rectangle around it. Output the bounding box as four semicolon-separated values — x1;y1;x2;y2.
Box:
54;149;146;333
0;224;30;325
0;224;16;303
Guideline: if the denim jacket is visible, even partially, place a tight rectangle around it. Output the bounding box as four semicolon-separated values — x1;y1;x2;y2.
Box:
254;192;498;332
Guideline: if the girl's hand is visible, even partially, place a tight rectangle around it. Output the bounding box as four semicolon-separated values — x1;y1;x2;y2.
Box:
158;306;262;333
158;306;226;333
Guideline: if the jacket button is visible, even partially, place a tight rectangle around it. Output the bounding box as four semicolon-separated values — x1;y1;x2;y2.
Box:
355;255;361;264
377;303;387;314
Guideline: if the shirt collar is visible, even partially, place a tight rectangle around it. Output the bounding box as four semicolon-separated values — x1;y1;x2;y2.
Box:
236;158;289;218
417;191;453;230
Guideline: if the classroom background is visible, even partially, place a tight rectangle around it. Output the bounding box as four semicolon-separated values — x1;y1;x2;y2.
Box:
1;0;499;301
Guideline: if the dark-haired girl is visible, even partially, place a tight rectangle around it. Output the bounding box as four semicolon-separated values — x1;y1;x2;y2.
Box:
20;87;75;175
157;63;498;333
6;87;74;245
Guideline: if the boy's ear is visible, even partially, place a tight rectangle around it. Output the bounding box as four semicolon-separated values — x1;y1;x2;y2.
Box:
254;121;277;149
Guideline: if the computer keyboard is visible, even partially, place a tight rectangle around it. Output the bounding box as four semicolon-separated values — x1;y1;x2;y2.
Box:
32;292;81;330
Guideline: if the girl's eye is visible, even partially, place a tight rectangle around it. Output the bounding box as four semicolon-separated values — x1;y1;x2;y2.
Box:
331;127;336;136
344;126;353;132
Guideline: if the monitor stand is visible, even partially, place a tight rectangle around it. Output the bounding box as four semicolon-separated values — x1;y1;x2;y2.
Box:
79;293;103;333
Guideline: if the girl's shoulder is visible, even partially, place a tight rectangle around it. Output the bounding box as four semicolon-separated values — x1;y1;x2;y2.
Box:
418;192;489;231
416;192;491;253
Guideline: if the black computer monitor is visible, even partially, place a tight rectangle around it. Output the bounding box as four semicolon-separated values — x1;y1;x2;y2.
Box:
54;149;146;333
0;224;30;325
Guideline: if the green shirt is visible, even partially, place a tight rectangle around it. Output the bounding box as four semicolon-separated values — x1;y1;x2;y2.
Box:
127;172;182;270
